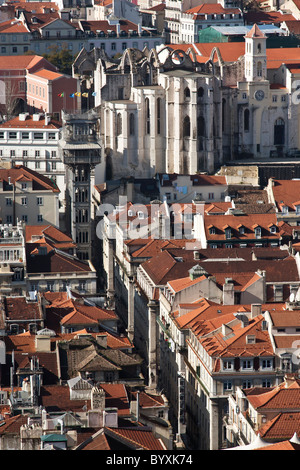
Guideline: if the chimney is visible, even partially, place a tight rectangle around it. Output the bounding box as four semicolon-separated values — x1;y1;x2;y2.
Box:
251;304;262;319
44;113;51;125
96;333;107;348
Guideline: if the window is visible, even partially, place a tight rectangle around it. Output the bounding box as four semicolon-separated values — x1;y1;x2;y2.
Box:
23;150;28;157
10;150;15;157
51;151;57;158
244;109;250;132
272;95;277;102
48;133;56;140
223;381;232;392
12;47;17;53
254;226;261;238
9;132;17;139
111;42;116;50
37;197;43;206
116;113;122;136
33;132;43;139
145;98;150;134
223;360;233;370
6;215;12;224
197;87;204;99
22;132;29;139
184;87;190;100
129;113;135;135
225;227;231;239
21;197;27;206
183;115;190;138
35;151;40;157
0;132;4;139
6;198;12;206
274;118;285;145
21;183;27;189
242;380;252;389
35;161;40;169
261;359;272;369
37;214;43;222
242;359;253;370
47;282;54;292
157;98;161;135
22;215;28;223
262;380;271;387
122;42;127;50
257;61;262;77
1;47;6;53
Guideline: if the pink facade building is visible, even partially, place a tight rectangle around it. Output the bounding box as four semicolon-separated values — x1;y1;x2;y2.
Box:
0;55;56;117
26;69;79;119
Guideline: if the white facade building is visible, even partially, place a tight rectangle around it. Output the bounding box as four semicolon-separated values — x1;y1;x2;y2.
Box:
0;113;66;225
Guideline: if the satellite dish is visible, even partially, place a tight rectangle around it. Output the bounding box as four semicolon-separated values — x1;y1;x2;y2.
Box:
290;293;295;303
296;290;300;302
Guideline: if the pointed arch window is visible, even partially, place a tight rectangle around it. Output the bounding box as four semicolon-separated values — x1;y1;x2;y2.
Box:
183;116;190;138
145;98;150;134
157;98;161;135
184;87;190;101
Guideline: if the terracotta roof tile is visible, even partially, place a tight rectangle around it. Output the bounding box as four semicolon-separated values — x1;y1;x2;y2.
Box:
259;412;300;440
105;426;165;450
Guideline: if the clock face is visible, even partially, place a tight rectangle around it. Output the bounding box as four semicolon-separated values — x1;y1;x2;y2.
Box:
255;90;265;101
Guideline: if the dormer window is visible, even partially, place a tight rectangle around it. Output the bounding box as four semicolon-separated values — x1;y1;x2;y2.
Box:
254;225;261;239
209;225;216;235
269;225;276;234
246;335;256;344
224;227;231;239
241;359;253;370
281;205;289;214
238;225;245;234
223;359;233;371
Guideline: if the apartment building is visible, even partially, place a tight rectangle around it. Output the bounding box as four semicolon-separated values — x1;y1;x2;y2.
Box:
0;114;65;219
266;178;300;225
0;164;60;228
0;221;26;296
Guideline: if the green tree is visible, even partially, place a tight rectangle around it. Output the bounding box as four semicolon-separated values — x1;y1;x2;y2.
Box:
43;45;74;75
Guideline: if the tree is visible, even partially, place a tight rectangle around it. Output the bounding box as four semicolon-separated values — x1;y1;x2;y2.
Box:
43;45;74;75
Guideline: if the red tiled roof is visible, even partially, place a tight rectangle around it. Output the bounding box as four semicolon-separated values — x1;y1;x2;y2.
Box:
204;212;279;241
184;3;241;15
0;414;28;435
13;1;59;13
0;165;59;192
193;314;274;361
257;440;300;450
79;19;140;34
245;23;266;38
245;10;296;24
29;69;63;81
270;179;300;211
0;19;28;33
0;54;47;71
3;296;41;321
259;412;300;440
105;426;166;450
